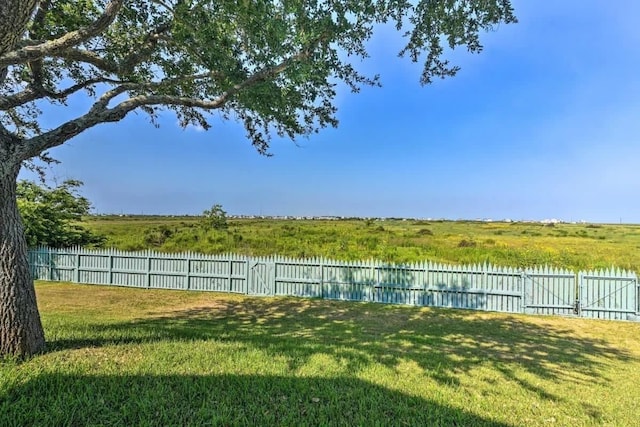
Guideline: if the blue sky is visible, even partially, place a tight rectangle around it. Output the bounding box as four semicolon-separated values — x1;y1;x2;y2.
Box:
21;1;640;222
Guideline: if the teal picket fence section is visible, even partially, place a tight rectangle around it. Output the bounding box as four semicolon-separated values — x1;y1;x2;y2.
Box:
27;246;640;321
579;268;639;320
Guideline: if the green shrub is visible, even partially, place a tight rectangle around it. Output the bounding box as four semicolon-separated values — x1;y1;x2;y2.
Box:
458;239;476;248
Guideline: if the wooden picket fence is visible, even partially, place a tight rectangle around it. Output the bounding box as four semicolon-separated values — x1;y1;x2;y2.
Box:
27;246;640;321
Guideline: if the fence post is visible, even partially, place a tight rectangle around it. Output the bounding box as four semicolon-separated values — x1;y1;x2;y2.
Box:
374;261;380;303
576;272;583;317
369;260;377;303
521;270;530;314
636;278;640;316
320;258;325;300
108;252;114;286
146;253;151;288
423;261;429;307
245;256;251;295
48;248;53;281
75;252;80;283
227;257;233;292
271;257;278;295
186;256;191;290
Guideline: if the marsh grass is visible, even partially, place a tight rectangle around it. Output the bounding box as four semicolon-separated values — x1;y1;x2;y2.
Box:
2;282;640;426
86;217;640;271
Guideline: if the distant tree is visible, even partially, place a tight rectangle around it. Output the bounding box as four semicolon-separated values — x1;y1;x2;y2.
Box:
0;0;516;356
202;204;228;231
17;180;104;248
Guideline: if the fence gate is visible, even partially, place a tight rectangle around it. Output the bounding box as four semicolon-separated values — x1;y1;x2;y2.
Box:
522;268;578;316
579;271;639;320
248;260;275;296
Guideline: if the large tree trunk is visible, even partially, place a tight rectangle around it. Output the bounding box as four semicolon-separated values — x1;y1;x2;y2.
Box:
0;162;45;357
0;0;39;85
0;0;38;55
0;0;52;358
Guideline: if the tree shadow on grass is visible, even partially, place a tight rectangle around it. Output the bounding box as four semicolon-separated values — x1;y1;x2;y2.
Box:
48;296;635;409
1;373;511;426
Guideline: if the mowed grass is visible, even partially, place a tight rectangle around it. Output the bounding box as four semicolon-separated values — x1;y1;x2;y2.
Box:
2;283;640;426
86;216;640;271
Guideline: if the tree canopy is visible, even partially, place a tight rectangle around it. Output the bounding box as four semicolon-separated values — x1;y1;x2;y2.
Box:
202;204;229;230
1;0;516;162
17;180;104;248
0;0;516;357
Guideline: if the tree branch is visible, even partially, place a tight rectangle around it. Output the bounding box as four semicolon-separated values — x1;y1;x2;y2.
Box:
26;0;51;88
118;23;172;74
0;78;117;110
58;49;118;73
107;51;305;114
16;20;170;76
21;48;310;160
0;0;125;69
0;68;221;112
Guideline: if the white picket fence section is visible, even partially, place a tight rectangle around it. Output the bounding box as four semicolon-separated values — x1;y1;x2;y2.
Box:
27;247;640;321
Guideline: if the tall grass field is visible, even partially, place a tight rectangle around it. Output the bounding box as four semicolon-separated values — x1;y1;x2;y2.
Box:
1;282;639;426
86;216;640;271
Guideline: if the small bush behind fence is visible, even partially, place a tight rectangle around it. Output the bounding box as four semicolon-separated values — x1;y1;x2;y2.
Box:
28;246;640;321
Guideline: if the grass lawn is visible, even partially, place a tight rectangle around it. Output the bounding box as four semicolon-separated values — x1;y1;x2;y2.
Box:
2;283;640;426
